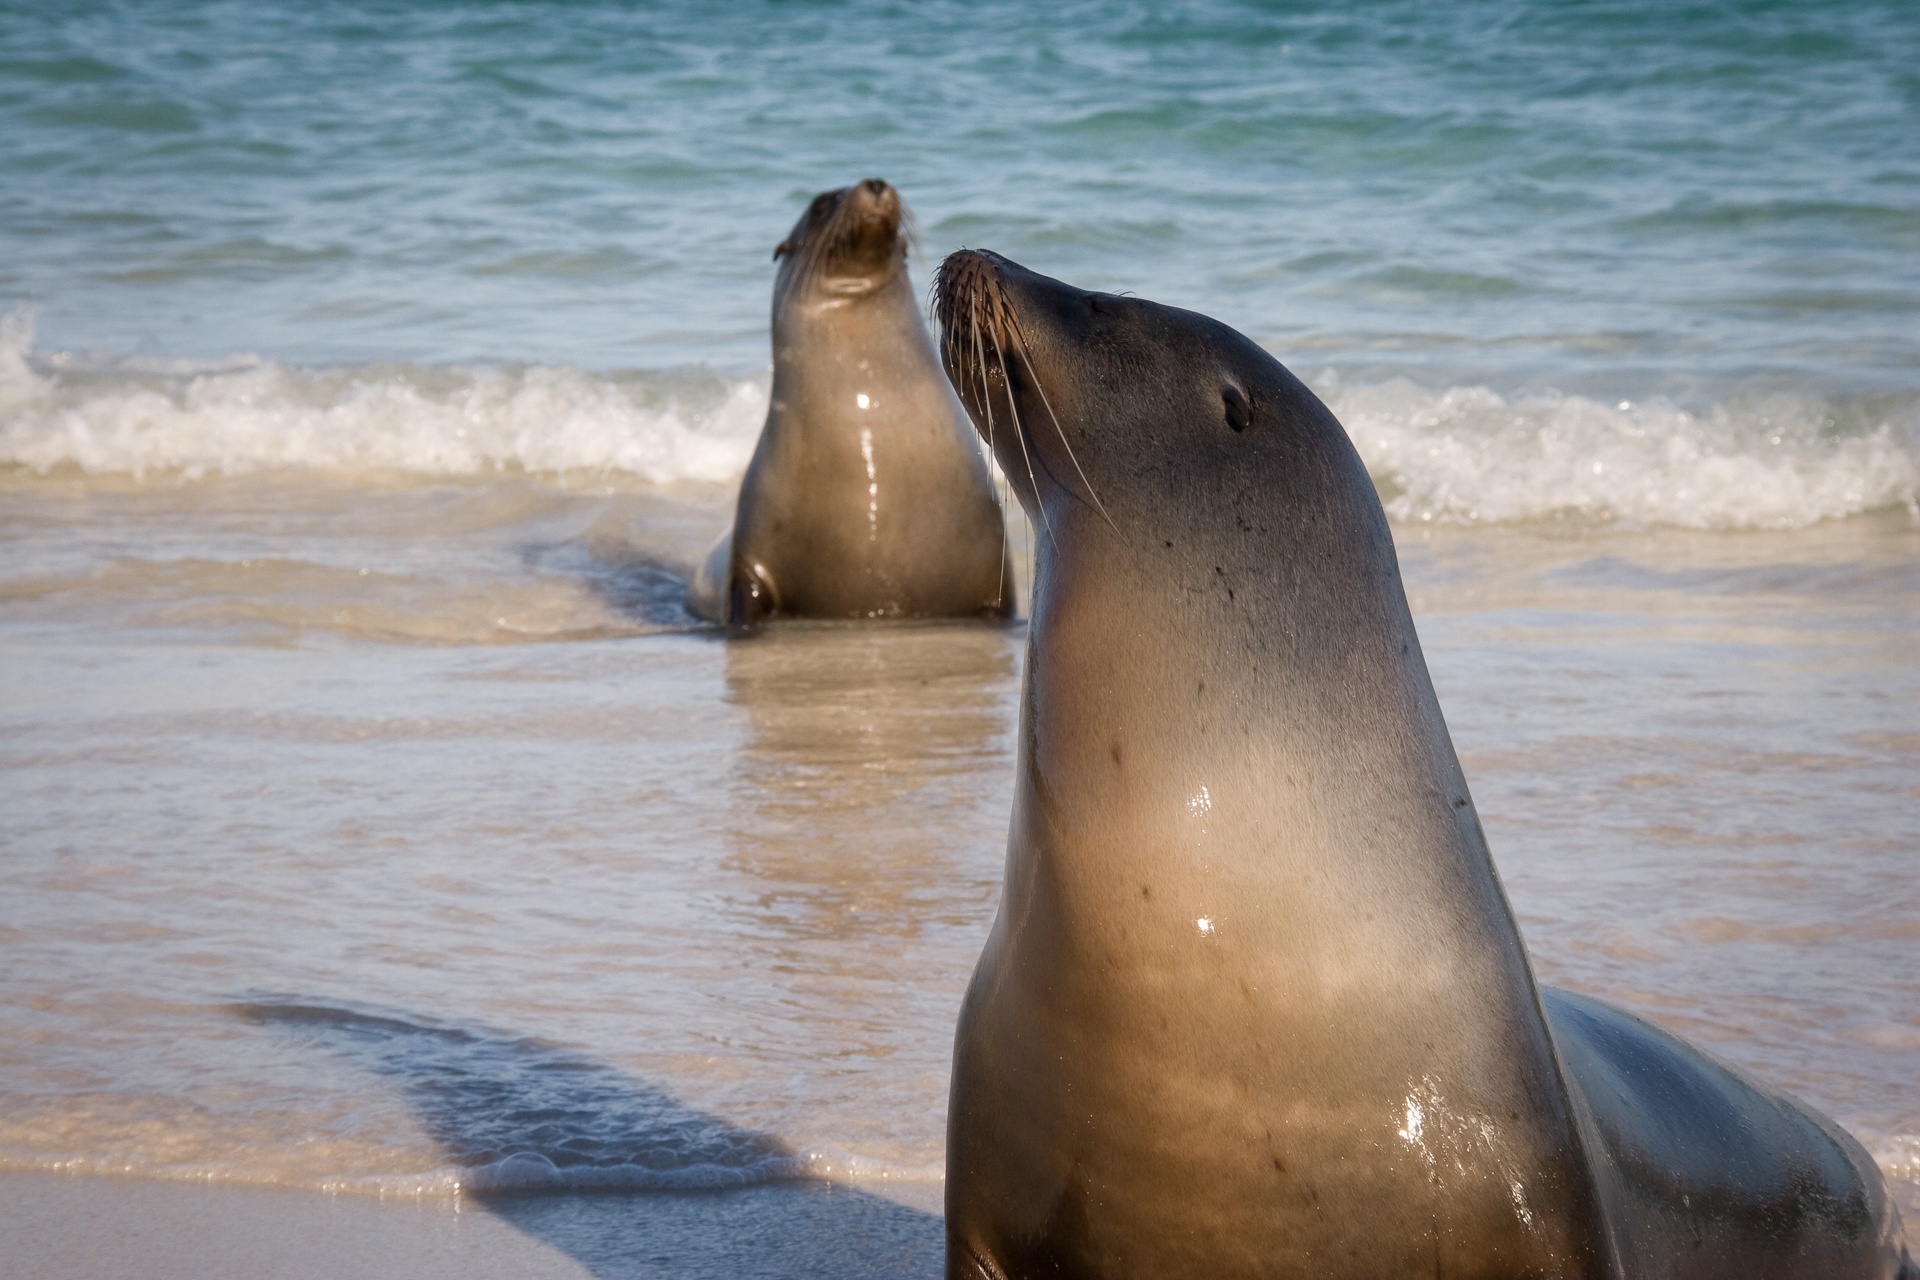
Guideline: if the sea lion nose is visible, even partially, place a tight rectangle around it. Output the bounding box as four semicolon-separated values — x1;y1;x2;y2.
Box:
861;178;890;197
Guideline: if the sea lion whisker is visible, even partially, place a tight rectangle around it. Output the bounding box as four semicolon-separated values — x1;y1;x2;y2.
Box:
899;202;922;268
967;289;997;436
986;365;1010;612
996;466;1012;613
968;296;1004;506
960;291;1002;461
1005;311;1116;533
987;319;1058;552
966;294;1010;613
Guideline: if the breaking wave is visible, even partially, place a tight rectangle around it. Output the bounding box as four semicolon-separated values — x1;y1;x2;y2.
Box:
4;315;1915;528
0;312;765;486
1327;378;1918;531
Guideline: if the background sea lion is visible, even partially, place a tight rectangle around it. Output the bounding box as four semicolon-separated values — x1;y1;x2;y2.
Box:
932;249;1913;1279
686;180;1011;625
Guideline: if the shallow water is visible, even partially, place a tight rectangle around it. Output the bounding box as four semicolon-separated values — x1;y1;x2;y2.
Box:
0;0;1915;1245
5;0;1917;398
1;476;1915;1220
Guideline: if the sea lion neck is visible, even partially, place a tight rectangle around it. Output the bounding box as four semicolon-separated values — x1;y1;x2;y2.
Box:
1021;478;1453;868
990;477;1614;1270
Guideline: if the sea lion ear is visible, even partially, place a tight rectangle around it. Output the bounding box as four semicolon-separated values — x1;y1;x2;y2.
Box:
1223;384;1253;433
773;237;792;261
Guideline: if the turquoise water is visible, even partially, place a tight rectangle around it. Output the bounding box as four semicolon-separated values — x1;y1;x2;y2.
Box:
1;1;1917;1259
5;0;1917;390
5;0;1917;525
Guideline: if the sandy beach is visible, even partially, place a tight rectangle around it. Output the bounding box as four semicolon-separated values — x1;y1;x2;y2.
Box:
5;507;1914;1275
4;0;1915;1272
1;1171;944;1279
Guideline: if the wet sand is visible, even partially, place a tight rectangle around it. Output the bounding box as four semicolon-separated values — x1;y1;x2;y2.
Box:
3;478;1915;1270
0;1171;944;1279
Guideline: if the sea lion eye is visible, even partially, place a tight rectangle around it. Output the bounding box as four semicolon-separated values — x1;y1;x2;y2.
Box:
1223;385;1251;433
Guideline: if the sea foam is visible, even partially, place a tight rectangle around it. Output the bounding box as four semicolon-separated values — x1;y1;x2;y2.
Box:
0;313;765;486
1328;378;1919;531
337;1144;944;1199
4;316;1914;529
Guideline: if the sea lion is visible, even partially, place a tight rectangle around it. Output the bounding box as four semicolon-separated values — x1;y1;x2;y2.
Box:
932;249;1913;1280
686;180;1011;625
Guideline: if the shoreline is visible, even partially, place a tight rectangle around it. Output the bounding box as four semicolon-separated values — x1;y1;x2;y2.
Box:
0;1169;945;1280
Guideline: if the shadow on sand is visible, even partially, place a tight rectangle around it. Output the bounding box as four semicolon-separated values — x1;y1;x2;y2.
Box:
520;536;711;632
235;999;943;1280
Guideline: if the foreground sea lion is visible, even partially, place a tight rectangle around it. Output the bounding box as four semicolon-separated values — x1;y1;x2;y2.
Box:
687;180;1011;625
933;249;1913;1279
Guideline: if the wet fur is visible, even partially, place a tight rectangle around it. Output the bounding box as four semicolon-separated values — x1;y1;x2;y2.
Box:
931;249;1914;1280
685;183;1010;625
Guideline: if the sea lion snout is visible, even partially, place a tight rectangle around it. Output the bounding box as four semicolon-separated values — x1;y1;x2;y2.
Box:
932;249;1075;517
843;177;900;230
838;179;902;262
932;249;1078;423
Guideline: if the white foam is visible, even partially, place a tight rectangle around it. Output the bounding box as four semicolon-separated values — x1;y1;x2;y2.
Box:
0;308;43;420
386;1145;943;1198
1326;378;1919;531
1864;1129;1920;1186
0;313;765;486
1;1143;942;1202
6;315;1916;528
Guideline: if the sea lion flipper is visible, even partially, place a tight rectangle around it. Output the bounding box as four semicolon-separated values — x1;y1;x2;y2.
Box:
686;530;733;624
1546;985;1909;1272
727;557;778;628
687;533;781;626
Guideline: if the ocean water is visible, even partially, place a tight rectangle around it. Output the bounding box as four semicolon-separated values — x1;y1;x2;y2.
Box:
1;0;1916;1263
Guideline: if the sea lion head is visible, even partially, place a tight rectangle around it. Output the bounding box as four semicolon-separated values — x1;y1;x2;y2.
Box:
932;249;1388;606
773;178;911;299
